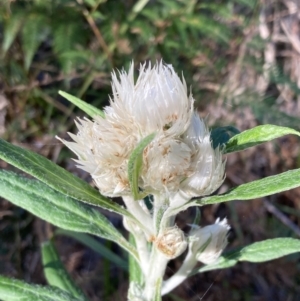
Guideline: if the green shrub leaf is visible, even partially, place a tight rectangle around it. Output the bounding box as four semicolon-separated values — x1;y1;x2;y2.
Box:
0;138;130;218
198;168;300;205
59;91;105;118
225;124;300;153
2;12;24;53
0;275;86;301
0;170;138;260
42;241;89;300
21;14;48;70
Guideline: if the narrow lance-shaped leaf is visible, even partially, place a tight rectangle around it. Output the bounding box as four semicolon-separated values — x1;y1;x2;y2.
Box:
225;124;300;154
238;237;300;262
59;91;105;118
42;241;89;301
196;238;300;274
0;138;131;219
128;133;156;200
197;168;300;206
0;275;86;301
0;170;139;262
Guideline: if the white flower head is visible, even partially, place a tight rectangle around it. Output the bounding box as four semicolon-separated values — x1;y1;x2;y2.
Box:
141;113;225;197
189;218;230;264
154;226;187;259
109;61;194;136
58;61;225;200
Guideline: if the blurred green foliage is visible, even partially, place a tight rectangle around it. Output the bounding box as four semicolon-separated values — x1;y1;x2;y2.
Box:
0;0;257;118
2;0;300;138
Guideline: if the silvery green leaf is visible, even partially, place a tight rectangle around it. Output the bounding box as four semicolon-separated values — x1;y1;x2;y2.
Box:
0;170;138;261
0;138;131;218
0;275;86;301
225;124;300;154
238;237;300;262
196;238;300;274
199;169;300;205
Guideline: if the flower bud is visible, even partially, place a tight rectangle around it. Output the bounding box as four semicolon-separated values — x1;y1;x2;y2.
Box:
189;218;230;264
154;226;187;259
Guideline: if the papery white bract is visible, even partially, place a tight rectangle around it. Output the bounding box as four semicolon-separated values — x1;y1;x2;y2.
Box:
58;116;138;196
141;114;225;197
109;61;194;136
189;218;230;264
180;114;225;198
142;136;192;193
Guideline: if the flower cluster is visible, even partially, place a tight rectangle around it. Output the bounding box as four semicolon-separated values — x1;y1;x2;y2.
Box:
60;61;225;200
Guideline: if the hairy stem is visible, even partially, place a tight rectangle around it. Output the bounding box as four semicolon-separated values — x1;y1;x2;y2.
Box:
161;250;197;295
123;195;153;236
143;247;169;300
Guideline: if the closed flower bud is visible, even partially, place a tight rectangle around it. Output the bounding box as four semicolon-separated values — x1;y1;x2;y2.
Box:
154;226;187;259
189;218;230;264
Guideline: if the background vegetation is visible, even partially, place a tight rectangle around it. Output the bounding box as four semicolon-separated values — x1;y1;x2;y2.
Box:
1;0;300;300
